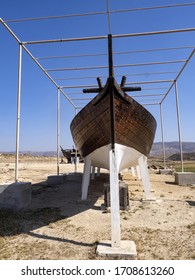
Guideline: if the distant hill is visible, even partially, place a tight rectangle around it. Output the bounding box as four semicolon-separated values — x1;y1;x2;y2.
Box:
149;141;195;158
168;152;195;161
0;151;59;157
1;142;195;159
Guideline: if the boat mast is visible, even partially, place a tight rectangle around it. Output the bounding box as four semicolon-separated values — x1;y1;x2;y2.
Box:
108;34;116;151
108;34;114;78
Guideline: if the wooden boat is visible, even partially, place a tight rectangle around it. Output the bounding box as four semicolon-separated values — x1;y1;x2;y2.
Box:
60;146;82;163
70;35;156;172
70;77;156;171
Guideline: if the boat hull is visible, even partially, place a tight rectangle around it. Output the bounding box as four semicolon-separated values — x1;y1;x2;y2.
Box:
70;78;156;169
85;143;142;172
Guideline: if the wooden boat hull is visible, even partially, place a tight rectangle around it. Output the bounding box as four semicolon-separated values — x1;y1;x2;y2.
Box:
70;78;156;170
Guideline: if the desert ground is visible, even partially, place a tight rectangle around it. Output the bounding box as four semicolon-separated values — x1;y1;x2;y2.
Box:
0;154;194;260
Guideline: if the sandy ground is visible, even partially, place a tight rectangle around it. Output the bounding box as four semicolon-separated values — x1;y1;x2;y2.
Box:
0;155;195;260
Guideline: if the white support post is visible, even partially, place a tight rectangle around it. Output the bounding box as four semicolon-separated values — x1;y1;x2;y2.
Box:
175;82;184;172
136;165;142;180
74;108;78;173
91;166;96;180
160;103;166;169
15;43;22;183
109;145;121;248
138;156;152;199
81;156;91;200
57;88;60;176
131;166;136;177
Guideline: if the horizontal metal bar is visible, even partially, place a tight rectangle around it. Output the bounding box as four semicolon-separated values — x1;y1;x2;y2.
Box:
37;52;107;60
71;98;92;100
0;18;76;108
23;35;107;45
55;71;178;81
22;27;195;45
126;79;173;85
111;2;195;14
60;79;173;90
5;11;107;23
73;103;89;105
46;60;185;72
161;47;195;103
142;102;160;106
137;98;162;102
36;46;194;60
142;87;168;91
61;84;97;89
130;93;165;98
113;27;195;39
5;2;195;23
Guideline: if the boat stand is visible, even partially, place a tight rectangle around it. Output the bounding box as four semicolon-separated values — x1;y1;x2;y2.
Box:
138;155;155;200
96;145;137;258
81;156;91;200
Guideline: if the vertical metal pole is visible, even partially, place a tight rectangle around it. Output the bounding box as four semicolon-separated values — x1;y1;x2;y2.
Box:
175;82;184;172
106;0;112;34
74;108;78;173
57;88;60;176
15;43;22;182
160;103;166;169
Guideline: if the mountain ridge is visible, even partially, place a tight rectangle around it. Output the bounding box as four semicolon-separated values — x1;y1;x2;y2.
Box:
150;141;195;158
1;141;195;158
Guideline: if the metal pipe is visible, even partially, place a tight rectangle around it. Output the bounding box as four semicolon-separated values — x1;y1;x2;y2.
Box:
57;88;60;176
60;80;174;88
61;84;97;89
160;104;166;169
22;27;195;45
175;82;184;172
143;87;168;91
106;0;112;34
5;11;107;23
74;108;78;173
111;2;195;14
71;98;92;100
0;18;76;108
46;60;185;72
36;46;194;61
142;102;160;106
23;35;107;45
161;48;195;103
113;27;195;40
5;2;195;23
15;43;22;182
55;71;178;81
126;79;173;85
130;93;165;98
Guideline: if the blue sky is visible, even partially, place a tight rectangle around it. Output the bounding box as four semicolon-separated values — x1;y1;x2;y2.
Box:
1;0;195;152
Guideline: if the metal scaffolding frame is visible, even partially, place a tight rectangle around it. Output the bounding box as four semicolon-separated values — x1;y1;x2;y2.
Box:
1;2;195;182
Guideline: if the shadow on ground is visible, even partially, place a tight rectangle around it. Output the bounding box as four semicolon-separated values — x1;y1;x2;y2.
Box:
0;173;109;244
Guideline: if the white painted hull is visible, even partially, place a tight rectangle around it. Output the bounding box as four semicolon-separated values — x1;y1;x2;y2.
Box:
86;143;142;172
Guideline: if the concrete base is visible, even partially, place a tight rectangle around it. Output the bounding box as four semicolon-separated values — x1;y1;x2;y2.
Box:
175;172;195;186
96;240;137;259
159;169;173;175
0;182;31;209
47;175;67;185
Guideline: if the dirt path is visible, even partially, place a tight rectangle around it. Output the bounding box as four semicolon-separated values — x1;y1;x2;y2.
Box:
0;156;194;259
